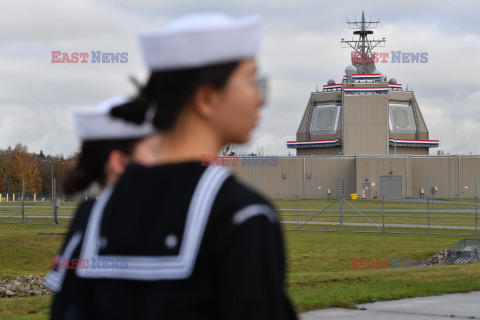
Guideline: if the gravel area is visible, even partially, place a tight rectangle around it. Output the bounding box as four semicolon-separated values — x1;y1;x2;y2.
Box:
0;275;52;298
426;249;449;265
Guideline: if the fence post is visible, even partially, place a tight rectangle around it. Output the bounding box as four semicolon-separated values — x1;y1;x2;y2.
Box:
52;178;58;224
475;196;478;237
427;196;430;234
296;194;299;230
289;177;298;199
22;179;25;224
382;196;385;233
339;176;343;232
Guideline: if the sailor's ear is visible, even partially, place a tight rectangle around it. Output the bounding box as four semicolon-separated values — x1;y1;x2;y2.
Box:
191;84;221;120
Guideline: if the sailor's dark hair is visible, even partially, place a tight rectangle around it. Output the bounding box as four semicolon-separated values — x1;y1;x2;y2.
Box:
63;138;139;196
110;61;240;130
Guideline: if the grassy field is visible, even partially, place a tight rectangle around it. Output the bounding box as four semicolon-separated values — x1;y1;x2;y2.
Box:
0;224;67;319
284;231;480;311
1;202;480;318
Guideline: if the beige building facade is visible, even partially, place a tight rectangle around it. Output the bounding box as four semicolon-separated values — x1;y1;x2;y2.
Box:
227;155;480;200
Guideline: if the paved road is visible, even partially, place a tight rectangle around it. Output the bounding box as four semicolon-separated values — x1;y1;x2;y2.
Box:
300;291;480;319
280;208;479;213
372;198;477;205
0;215;73;219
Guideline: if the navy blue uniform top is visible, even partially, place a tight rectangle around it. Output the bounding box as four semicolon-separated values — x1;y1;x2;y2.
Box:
48;161;297;320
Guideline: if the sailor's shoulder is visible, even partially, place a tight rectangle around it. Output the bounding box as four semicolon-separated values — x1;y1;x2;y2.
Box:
213;176;278;226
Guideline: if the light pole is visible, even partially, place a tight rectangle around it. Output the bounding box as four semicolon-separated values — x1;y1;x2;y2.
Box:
41;159;63;224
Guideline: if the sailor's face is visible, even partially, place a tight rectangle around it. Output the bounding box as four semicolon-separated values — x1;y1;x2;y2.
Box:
214;59;264;144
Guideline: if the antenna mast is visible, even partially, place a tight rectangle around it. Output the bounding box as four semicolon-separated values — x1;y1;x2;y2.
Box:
341;11;386;74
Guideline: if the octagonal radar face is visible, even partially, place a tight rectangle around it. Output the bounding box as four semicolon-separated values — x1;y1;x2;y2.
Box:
389;103;416;133
310;104;340;134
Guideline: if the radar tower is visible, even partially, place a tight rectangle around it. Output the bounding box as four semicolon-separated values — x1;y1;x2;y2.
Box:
341;11;386;74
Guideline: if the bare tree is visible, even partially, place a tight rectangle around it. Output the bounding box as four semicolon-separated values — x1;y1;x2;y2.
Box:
220;144;246;156
254;146;270;157
221;144;237;156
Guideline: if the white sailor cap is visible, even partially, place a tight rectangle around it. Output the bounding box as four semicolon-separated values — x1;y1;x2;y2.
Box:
139;12;262;71
73;96;156;141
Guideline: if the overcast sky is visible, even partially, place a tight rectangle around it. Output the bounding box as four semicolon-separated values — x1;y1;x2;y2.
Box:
1;0;479;156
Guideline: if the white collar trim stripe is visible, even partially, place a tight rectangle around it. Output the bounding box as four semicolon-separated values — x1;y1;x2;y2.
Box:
46;231;83;292
77;166;230;280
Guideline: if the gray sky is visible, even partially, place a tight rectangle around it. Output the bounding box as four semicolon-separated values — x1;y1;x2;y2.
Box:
1;0;479;156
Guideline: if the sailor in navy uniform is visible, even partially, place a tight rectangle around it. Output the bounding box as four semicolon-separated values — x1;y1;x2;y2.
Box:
54;12;297;319
73;162;296;319
47;96;159;319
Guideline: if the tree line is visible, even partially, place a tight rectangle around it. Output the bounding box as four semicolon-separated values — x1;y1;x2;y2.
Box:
0;143;277;197
0;143;77;196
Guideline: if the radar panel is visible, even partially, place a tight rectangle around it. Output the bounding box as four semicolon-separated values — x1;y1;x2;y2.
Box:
310;104;340;134
389;103;416;133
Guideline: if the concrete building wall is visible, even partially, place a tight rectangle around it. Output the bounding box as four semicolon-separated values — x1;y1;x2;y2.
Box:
228;155;480;200
229;157;305;200
355;156;412;198
297;147;342;156
305;157;356;199
388;147;428;156
343;94;389;155
410;156;480;199
296;146;428;157
411;157;457;198
458;157;480;198
229;156;355;200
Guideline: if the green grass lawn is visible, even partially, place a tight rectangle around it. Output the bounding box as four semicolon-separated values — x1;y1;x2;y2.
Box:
1;209;480;318
0;224;67;279
284;231;480;311
0;295;52;320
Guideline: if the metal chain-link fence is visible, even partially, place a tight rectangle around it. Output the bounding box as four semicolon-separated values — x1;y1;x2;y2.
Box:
0;178;100;225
